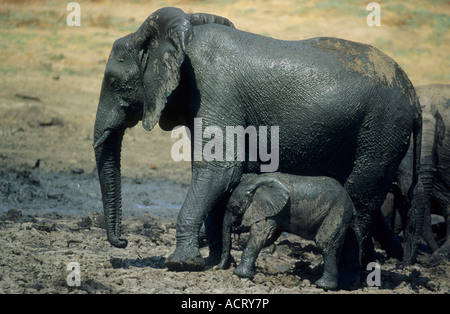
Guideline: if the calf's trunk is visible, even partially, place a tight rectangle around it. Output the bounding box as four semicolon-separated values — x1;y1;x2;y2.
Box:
217;209;234;269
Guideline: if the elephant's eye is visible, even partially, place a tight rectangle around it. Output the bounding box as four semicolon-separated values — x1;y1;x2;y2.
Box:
119;100;130;108
108;76;120;91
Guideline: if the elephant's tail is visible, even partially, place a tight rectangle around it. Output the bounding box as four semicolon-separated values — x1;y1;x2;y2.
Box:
408;97;423;203
403;93;424;265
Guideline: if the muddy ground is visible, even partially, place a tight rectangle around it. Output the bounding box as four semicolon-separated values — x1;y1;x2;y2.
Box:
0;169;449;294
0;0;449;294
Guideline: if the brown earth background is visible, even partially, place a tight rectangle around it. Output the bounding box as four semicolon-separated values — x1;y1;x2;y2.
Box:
0;0;449;295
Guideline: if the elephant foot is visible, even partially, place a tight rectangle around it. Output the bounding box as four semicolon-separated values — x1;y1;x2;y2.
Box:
315;274;338;290
165;246;205;272
430;240;450;266
204;246;222;268
338;273;361;290
338;262;361;290
216;255;236;270
384;237;404;261
402;243;418;266
234;264;256;278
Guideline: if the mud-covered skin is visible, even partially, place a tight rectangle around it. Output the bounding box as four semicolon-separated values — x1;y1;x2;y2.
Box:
383;84;450;264
168;24;423;271
93;7;236;253
219;173;360;290
93;7;422;273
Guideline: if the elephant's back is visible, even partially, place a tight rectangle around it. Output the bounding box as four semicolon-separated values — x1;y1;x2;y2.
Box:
190;25;408;88
276;174;352;239
188;25;417;112
188;24;419;182
264;173;348;206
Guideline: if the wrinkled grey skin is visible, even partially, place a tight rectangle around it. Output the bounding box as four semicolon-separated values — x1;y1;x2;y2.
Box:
382;84;450;264
93;7;235;251
93;7;422;273
218;173;362;290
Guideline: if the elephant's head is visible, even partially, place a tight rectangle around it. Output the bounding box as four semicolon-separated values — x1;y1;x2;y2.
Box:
93;7;234;248
219;175;290;268
229;175;290;226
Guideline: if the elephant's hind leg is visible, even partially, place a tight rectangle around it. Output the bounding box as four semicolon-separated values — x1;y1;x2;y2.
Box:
340;121;409;285
346;115;409;255
315;198;353;290
346;166;401;264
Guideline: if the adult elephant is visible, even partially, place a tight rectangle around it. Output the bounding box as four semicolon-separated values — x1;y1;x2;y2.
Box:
93;7;422;272
382;84;450;264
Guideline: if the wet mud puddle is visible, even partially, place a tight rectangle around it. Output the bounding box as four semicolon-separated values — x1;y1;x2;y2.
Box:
0;169;188;221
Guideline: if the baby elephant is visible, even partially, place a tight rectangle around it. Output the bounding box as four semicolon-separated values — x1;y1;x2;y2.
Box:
218;173;360;290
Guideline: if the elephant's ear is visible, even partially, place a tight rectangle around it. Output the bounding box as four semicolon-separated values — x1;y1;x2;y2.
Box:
133;7;193;131
242;177;290;225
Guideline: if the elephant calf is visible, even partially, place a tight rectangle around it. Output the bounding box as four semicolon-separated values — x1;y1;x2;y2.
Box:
218;173;360;290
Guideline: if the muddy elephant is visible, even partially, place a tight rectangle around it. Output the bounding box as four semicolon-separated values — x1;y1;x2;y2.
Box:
218;173;362;290
93;7;422;273
382;84;450;263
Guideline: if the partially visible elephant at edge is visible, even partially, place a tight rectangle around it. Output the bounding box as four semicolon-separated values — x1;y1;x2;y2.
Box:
218;173;362;290
382;84;450;263
92;7;423;275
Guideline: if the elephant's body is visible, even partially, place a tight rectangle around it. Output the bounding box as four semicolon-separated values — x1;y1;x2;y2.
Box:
219;173;359;290
93;8;422;279
383;84;450;263
170;24;422;270
185;25;417;181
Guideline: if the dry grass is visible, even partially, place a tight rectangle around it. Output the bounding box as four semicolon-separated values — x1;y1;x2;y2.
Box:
0;0;448;177
1;0;448;85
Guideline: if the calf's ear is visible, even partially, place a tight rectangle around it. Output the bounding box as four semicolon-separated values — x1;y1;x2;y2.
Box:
242;178;290;225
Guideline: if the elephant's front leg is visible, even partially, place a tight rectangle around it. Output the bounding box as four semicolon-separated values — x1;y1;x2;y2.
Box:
165;164;242;271
235;219;278;278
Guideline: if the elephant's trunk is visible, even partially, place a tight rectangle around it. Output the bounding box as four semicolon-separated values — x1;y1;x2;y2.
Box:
403;179;426;265
218;209;234;269
94;118;128;248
